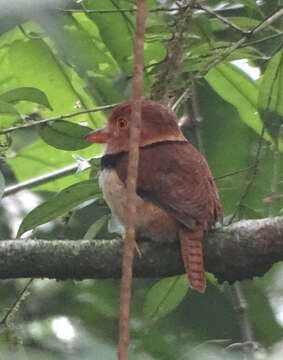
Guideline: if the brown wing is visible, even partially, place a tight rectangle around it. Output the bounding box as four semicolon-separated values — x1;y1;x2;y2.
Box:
116;141;222;230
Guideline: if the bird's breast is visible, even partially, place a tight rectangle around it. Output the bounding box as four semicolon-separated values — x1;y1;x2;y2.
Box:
99;168;178;242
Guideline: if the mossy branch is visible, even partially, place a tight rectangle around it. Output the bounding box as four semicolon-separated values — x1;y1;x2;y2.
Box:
0;216;282;284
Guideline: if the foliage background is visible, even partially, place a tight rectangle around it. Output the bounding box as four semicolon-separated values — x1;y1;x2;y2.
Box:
0;0;282;359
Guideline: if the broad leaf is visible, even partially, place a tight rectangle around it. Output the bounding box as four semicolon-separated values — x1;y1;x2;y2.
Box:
0;87;53;110
84;0;135;74
143;275;189;321
206;62;283;152
258;50;283;145
258;50;283;116
39;121;93;150
0;100;20;116
17;179;100;237
0;100;21;127
6;38;104;191
205;63;261;133
83;215;109;239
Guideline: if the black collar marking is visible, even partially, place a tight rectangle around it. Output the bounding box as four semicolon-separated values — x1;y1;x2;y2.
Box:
101;140;187;170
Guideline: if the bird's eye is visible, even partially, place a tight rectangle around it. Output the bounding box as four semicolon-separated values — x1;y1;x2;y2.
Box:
117;117;128;129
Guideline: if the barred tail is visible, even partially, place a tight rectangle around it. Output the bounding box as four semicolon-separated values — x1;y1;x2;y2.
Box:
179;227;206;293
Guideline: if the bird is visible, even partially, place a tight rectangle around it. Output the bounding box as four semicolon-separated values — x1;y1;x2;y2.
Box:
85;99;222;293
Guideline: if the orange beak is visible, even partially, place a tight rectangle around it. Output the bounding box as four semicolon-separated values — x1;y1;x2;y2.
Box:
85;127;109;143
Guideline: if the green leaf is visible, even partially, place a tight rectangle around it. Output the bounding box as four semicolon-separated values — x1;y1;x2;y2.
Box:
0;100;21;127
84;0;135;74
6;38;104;191
0;169;5;201
0;100;20;116
83;214;109;239
226;16;260;31
0;87;53;110
205;63;262;135
206;62;283;152
39;120;93;151
230;0;261;11
8;39;92;119
17;179;100;237
258;50;283;116
143;275;189;321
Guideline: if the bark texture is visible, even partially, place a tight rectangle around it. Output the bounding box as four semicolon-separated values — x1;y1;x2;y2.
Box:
0;216;282;283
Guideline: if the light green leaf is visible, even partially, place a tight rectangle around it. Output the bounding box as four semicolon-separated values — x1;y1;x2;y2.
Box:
39;121;93;151
6;38;104;191
0;100;21;127
0;87;53;110
83;214;109;239
17;179;100;237
226;16;260;31
258;50;283;116
205;63;264;136
206;62;283;151
8;39;91;119
0;100;20;116
84;0;135;74
0;169;5;201
143;275;189;321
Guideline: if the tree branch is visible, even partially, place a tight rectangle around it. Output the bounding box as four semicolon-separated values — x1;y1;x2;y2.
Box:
1;217;282;284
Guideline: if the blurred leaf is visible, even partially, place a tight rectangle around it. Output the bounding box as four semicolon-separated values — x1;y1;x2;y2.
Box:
0;100;21;127
17;179;100;237
37;12;118;79
258;50;283;116
198;80;252;215
0;87;53;110
205;63;281;148
258;50;283;145
88;73;124;105
230;0;261;11
184;42;262;72
72;12;119;77
0;169;5;200
84;0;135;74
6;38;104;191
243;281;283;346
143;275;189;321
206;273;224;292
83;214;109;239
226;16;260;30
39;121;93;151
8;39;92;119
0;100;20;116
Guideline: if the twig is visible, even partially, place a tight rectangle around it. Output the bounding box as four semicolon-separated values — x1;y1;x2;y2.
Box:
170;8;283;113
244;32;283;48
202;7;283;75
3;162;85;197
197;4;249;35
118;1;146;360
232;282;256;358
3;156;102;197
0;279;33;325
151;4;194;104
214;165;256;181
190;83;205;155
0;104;116;136
58;7;179;14
230;126;265;223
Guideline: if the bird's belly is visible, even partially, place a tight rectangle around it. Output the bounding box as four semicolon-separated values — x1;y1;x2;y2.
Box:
99;169;178;242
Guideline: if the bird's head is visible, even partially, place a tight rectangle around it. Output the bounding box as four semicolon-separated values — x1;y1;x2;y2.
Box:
85;99;185;153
